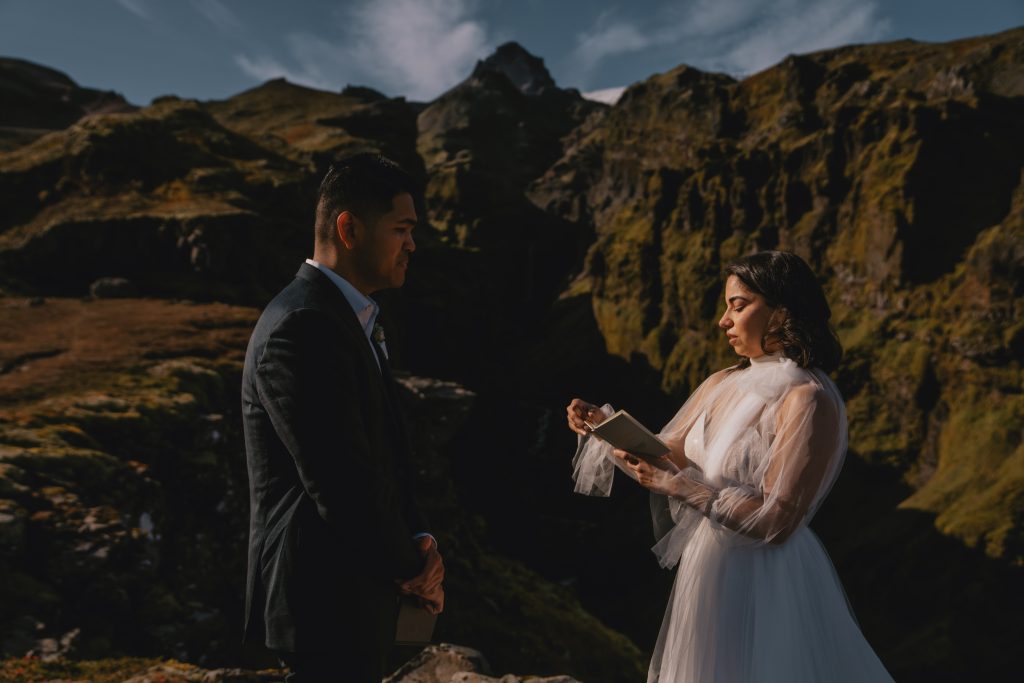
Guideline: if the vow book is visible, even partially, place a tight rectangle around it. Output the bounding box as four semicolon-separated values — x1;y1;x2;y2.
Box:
395;596;437;646
586;410;671;463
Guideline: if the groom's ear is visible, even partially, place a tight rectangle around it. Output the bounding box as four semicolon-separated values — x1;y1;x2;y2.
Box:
336;210;358;250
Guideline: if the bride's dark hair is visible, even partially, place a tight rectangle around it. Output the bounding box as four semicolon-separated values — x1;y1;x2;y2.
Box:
724;251;843;373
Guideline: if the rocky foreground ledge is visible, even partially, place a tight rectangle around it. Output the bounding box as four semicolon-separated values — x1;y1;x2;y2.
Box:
0;644;581;682
0;296;644;680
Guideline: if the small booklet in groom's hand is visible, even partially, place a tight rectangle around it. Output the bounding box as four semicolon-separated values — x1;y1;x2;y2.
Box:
586;410;672;465
395;595;437;646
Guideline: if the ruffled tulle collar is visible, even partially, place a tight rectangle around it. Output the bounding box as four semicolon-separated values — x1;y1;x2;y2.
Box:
748;350;788;365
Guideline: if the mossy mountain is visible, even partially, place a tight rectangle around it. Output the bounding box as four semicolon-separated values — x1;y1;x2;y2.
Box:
0;31;1021;682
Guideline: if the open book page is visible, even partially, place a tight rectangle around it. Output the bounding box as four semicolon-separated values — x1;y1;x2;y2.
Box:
586;410;672;465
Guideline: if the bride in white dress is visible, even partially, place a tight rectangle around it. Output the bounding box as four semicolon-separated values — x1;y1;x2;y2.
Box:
567;251;894;682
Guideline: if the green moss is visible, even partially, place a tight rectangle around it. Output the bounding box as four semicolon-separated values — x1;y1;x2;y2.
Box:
903;386;1024;559
442;550;647;682
0;657;162;683
834;309;883;351
845;337;932;466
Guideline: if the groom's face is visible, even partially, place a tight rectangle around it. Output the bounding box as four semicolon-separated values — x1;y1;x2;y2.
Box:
353;192;417;291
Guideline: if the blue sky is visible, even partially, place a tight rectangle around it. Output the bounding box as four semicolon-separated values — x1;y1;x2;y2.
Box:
1;0;1021;105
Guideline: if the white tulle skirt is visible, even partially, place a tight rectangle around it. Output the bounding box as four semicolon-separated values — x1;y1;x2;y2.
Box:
649;522;894;683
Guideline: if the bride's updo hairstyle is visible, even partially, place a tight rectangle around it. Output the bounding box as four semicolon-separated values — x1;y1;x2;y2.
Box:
724;251;843;373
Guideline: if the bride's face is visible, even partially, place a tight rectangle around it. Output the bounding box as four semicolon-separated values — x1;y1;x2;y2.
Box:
718;275;781;358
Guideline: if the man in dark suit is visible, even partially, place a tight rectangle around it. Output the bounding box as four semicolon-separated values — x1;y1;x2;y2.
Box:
241;153;444;682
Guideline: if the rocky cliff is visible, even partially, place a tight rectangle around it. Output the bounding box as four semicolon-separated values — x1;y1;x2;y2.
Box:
530;28;1024;560
0;31;1022;682
527;28;1024;679
0;58;135;152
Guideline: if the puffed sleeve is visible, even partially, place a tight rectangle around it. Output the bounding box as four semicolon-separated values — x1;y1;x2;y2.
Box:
662;377;846;547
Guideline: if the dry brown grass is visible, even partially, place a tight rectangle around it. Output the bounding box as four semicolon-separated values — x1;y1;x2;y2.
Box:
0;297;257;410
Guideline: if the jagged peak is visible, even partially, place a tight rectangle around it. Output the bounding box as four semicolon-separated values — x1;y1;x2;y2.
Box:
0;56;79;90
340;84;389;102
472;41;557;96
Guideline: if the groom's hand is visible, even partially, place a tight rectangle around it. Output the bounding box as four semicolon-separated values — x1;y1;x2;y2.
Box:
398;536;445;614
412;582;445;616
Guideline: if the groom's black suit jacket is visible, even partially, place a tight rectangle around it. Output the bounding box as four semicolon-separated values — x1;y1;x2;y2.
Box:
241;263;426;656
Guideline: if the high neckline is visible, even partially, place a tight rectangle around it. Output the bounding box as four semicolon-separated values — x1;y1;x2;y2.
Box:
749;351;786;365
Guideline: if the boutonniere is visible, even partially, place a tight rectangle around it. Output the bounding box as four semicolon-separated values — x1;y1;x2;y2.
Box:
372;323;386;345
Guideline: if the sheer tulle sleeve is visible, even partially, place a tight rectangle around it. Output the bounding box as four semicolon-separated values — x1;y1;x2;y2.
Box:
571;371;730;498
571;403;665;495
571;403;618;496
665;376;846;547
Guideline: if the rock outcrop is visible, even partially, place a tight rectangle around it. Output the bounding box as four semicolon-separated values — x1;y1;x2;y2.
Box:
0;643;581;682
472;42;558;97
205;79;426;181
0;99;310;301
0;58;135;151
418;42;599;249
0;656;285;682
0;296;645;680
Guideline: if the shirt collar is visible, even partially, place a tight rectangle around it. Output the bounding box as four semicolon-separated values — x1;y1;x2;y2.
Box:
305;258;378;334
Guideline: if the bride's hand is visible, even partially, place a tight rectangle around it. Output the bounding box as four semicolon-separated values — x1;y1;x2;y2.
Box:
614;449;679;495
567;398;604;436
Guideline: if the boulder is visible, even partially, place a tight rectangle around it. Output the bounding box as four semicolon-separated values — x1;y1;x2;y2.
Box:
89;277;138;299
386;643;488;682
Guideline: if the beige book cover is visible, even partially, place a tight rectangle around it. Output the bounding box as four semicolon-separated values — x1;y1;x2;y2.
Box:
586;410;671;463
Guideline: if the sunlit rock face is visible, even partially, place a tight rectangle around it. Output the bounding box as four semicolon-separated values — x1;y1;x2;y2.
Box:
523;29;1023;681
0;78;427;303
0;98;311;302
205;79;426;180
530;28;1024;562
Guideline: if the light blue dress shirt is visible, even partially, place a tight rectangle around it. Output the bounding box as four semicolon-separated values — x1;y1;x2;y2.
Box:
305;258;387;369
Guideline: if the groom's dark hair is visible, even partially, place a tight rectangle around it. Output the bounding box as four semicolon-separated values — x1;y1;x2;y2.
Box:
315;152;416;244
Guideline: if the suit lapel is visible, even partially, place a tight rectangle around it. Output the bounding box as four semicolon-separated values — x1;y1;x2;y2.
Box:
294;264;411;448
295;264;381;377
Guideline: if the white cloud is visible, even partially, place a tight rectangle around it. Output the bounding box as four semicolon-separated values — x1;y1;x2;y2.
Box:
569;0;891;84
114;0;152;21
234;53;332;91
234;0;492;100
192;0;243;35
348;0;491;99
572;13;652;75
713;0;891;75
582;86;626;105
682;0;761;35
